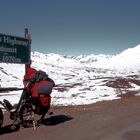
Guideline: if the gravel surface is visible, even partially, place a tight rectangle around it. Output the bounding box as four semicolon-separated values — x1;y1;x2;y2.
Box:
1;96;140;140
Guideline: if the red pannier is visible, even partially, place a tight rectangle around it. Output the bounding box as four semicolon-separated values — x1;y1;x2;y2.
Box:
30;80;54;115
31;95;51;115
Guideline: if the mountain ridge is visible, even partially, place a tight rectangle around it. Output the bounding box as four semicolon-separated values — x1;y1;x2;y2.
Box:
0;44;140;106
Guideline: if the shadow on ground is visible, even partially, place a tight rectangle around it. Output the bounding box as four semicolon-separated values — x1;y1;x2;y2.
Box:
41;114;73;126
0;124;20;135
0;114;73;135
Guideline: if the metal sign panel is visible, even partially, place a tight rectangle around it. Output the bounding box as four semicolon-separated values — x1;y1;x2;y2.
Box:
0;33;30;64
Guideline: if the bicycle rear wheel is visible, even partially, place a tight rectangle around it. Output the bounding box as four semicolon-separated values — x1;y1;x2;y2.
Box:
0;108;3;128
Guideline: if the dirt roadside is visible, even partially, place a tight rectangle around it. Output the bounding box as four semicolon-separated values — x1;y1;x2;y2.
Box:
1;96;140;140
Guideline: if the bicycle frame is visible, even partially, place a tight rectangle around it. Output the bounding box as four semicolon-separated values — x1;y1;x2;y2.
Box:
0;95;50;130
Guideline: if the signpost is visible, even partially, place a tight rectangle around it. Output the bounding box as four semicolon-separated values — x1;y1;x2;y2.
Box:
0;33;30;64
0;29;31;90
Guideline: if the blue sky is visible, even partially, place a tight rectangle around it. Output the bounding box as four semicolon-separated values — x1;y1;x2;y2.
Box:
0;0;140;55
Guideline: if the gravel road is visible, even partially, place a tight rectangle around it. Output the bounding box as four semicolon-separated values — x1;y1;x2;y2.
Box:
1;96;140;140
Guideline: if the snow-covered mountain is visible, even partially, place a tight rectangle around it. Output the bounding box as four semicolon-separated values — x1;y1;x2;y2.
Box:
0;44;140;106
108;44;140;70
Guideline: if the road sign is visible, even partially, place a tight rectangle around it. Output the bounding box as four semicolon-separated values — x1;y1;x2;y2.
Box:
0;33;30;64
